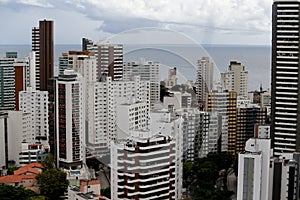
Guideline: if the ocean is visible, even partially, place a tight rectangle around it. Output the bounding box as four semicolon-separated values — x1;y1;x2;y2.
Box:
0;44;271;91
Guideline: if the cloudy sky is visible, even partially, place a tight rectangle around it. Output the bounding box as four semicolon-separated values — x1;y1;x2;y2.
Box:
0;0;272;45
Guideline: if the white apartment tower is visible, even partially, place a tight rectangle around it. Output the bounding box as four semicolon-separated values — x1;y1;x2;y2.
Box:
123;58;160;110
271;0;300;155
19;87;49;144
0;111;31;167
182;108;209;161
111;111;183;200
237;138;272;200
87;76;150;155
221;61;248;98
195;56;214;108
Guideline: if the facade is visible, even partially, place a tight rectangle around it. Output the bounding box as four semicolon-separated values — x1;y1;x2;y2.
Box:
124;58;160;110
111;111;182;200
237;138;272;200
206;89;236;154
236;106;267;153
221;61;248;98
84;39;123;81
271;0;300;155
32;20;54;91
0;55;16;110
0;111;31;167
182;108;209;161
86;76;150;155
0;52;29;111
164;67;178;89
195;57;214;109
0;113;8;168
19;87;49;144
270;153;299;200
48;70;85;168
19;143;48;166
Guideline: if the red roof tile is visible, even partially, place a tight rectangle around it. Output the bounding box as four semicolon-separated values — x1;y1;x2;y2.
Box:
14;167;40;175
0;175;36;183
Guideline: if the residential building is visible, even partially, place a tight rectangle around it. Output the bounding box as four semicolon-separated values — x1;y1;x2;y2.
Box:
111;111;183;200
19;143;49;166
0;162;43;193
221;61;248;98
0;113;8;168
0;52;29;111
206;89;236;154
32;20;54;91
124;58;160;110
237;138;272;200
0;111;31;167
84;39;123;81
236;105;267;153
260;90;271;108
19;87;49;144
182;108;209;160
164;67;178;89
86;76;150;156
195;57;214;108
48;70;85;168
163;91;182;111
270;153;299;200
181;92;192;108
271;0;300;155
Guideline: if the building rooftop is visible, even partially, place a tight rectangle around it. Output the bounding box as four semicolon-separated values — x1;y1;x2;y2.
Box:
0;174;36;183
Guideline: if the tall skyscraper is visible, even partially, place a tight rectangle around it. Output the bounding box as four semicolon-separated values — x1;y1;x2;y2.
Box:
195;57;214;109
221;61;248;98
0;52;29;111
48;70;85;168
32;20;54;91
271;0;300;155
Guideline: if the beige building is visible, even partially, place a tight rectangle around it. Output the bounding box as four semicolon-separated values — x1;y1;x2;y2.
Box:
221;61;248;98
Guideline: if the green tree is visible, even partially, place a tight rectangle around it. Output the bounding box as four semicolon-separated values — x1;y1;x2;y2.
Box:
183;161;193;188
100;186;111;198
86;158;101;171
7;166;19;175
36;154;69;200
0;184;36;200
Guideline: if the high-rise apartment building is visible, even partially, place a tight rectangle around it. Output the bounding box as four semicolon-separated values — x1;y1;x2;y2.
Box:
0;111;31;167
32;20;54;91
48;70;85;168
221;61;248;98
111;111;183;200
19;87;49;144
236;105;267;153
86;76;150;155
123;58;160;110
271;0;300;155
195;57;214;109
164;67;178;89
182;108;209;161
206;89;237;154
83;39;123;81
237;138;272;200
0;52;29;111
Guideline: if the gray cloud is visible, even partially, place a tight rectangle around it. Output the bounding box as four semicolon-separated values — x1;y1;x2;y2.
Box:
0;0;272;45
